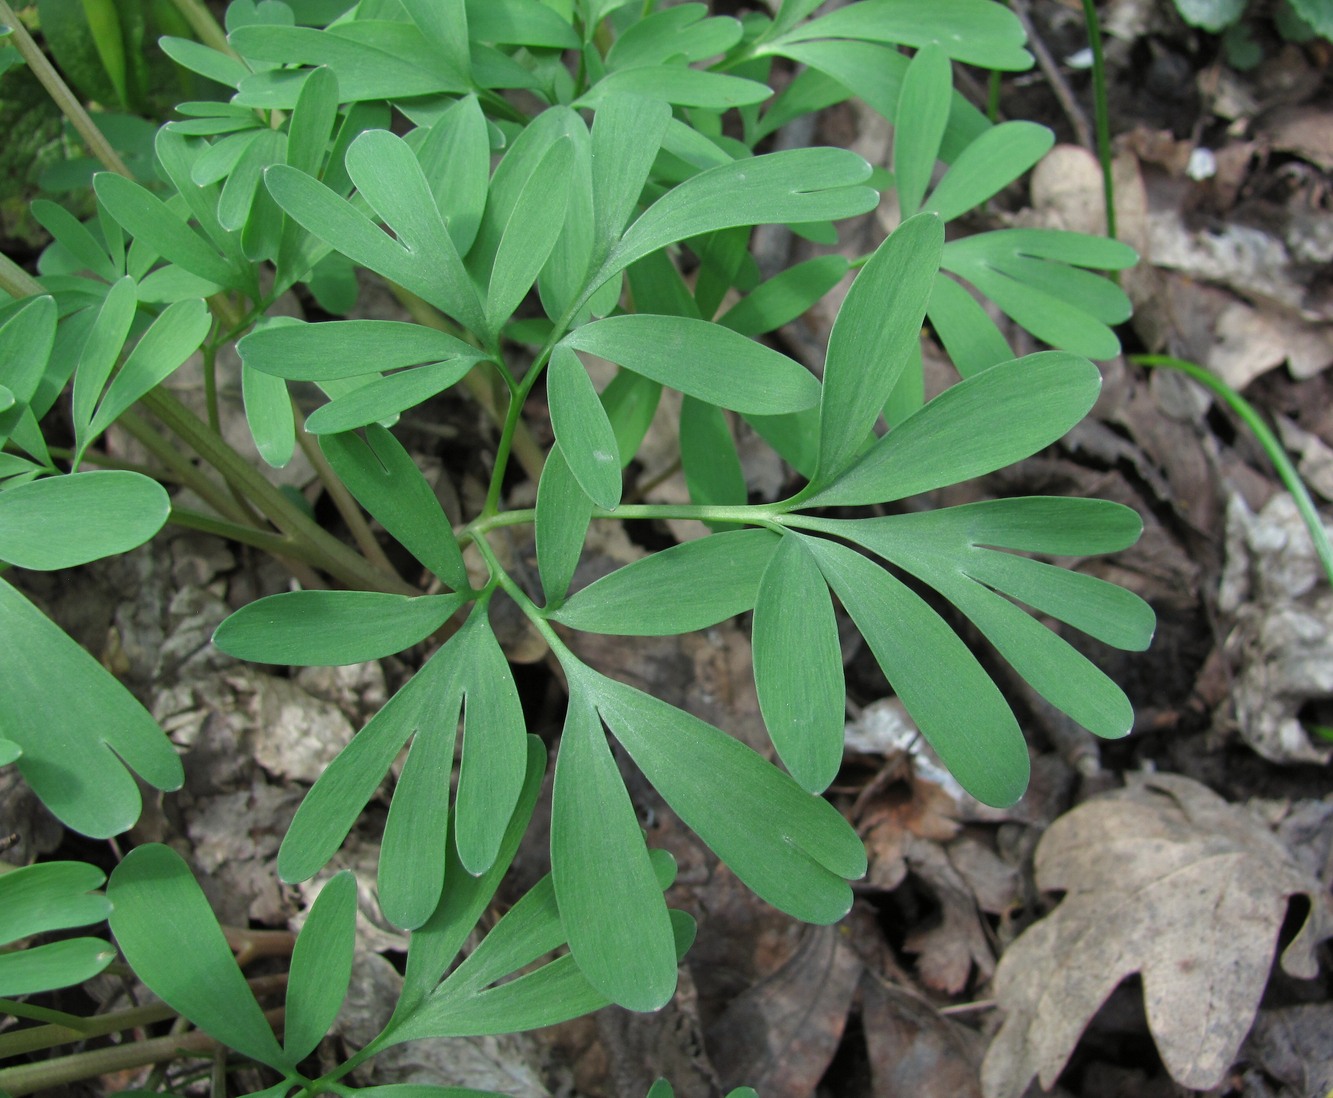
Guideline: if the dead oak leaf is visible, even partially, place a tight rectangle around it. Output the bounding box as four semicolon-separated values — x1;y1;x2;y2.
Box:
982;772;1332;1098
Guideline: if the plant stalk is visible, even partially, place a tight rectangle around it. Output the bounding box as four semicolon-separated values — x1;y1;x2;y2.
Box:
1132;355;1333;587
1081;0;1117;240
166;0;235;55
139;387;416;594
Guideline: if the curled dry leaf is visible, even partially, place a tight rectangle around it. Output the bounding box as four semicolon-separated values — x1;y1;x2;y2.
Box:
982;772;1332;1097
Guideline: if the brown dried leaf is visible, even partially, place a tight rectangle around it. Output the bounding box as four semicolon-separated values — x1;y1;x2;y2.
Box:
862;975;985;1098
708;923;863;1097
982;773;1333;1097
903;840;996;995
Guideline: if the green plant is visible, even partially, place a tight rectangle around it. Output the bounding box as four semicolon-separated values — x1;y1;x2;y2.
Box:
1169;0;1332;68
0;1;1154;1093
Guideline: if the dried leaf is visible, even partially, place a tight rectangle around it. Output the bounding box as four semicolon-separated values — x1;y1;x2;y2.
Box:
862;975;984;1098
708;924;863;1097
982;772;1333;1097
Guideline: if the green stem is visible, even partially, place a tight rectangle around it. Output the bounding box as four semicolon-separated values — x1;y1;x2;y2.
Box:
140;388;416;594
0;1000;180;1058
0;250;45;299
0;1008;287;1098
1132;354;1333;587
292;404;402;579
1081;0;1116;240
168;505;322;561
117;407;254;524
166;0;235;55
0;0;133;178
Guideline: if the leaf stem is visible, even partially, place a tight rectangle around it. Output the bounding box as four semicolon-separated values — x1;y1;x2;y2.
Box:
1081;0;1116;240
166;0;235;56
139;387;416;593
0;1007;287;1097
1132;354;1333;587
0;250;45;299
0;0;134;179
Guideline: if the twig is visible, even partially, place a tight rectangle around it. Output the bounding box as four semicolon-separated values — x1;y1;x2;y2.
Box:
1010;0;1094;150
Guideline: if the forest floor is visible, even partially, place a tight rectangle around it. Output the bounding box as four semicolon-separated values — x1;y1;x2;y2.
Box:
5;0;1333;1095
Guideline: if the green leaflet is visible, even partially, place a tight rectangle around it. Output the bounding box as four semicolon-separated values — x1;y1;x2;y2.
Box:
0;579;182;838
595;146;878;296
769;0;1034;71
807;352;1102;507
0;862;113;997
277;606;525;927
283;872;356;1062
242;362;295;467
800;502;1155;738
230;21;469;106
800;535;1030;807
815;212;943;485
893;45;951;219
551;687;678;1010
718;255;849;338
239;318;484;382
547;345;622;509
71;275;137;445
590;670;866;922
926;272;1013;378
679;396;745;520
589;95;672;262
536;445;594;607
486;138;574;332
0;297;57;449
303;359;480;434
942;230;1137;360
551;528;779;635
0;471;169;571
264;135;486;335
924;121;1054;222
82;297;212;462
93;173;241;291
278;638;463;889
320;425;470;591
109;844;292;1071
213;590;468;666
563;314;820;415
396;735;546;1013
752;535;844;793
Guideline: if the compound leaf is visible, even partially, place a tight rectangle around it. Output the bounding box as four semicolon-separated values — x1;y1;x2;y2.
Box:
801;535;1029;807
592;673;865;922
109;844;290;1071
590;95;672;261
